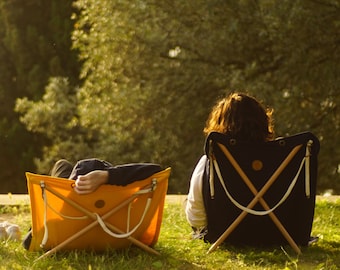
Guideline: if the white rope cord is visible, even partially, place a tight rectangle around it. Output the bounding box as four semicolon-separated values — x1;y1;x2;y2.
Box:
212;153;307;216
40;181;48;248
96;197;152;239
44;184;154;222
127;201;132;232
125;182;155;232
305;140;313;198
39;180;156;247
46;204;88;220
209;140;215;199
209;157;215;199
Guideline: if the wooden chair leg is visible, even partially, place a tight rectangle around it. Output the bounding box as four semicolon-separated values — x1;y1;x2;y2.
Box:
208;144;302;254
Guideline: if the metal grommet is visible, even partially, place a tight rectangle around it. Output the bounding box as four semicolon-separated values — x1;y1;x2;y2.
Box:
95;199;105;209
71;182;76;188
229;139;237;145
279;140;286;146
252;160;263;171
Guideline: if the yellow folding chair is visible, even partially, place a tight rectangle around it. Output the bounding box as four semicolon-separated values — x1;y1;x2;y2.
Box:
203;132;319;254
25;167;170;260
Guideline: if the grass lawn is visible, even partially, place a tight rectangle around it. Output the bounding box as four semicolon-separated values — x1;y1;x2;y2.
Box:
0;197;339;269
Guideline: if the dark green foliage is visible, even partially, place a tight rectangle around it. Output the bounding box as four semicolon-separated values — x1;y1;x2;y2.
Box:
3;0;340;193
70;0;340;193
0;0;80;192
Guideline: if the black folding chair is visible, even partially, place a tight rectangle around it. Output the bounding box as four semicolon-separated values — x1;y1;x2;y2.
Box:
203;132;320;254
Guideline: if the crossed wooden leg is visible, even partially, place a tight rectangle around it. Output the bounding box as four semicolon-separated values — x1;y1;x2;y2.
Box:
35;183;159;261
207;143;302;254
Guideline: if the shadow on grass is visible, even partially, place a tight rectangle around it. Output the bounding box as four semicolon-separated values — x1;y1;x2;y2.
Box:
299;240;340;267
2;235;338;270
212;239;340;269
2;200;338;269
155;244;205;270
28;244;202;270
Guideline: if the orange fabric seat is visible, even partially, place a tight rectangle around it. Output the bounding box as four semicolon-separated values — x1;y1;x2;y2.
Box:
26;168;170;258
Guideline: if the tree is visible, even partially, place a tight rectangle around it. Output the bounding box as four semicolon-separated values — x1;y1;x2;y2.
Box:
0;0;80;192
16;0;340;193
15;77;92;173
238;0;340;192
70;0;272;192
71;0;339;193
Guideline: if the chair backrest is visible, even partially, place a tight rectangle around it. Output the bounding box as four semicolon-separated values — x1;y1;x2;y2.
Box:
26;167;170;252
202;132;319;246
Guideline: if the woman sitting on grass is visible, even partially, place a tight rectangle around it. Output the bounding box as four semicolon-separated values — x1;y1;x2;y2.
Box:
185;92;274;239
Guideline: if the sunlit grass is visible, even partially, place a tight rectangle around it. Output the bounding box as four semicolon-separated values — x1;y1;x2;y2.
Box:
0;198;339;269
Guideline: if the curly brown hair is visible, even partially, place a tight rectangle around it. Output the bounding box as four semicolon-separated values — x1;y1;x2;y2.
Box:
203;93;274;142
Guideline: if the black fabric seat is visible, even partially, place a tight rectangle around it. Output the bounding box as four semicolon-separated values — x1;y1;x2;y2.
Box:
203;132;320;253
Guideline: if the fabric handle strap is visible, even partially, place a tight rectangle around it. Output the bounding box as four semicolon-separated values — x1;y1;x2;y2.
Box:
96;198;152;239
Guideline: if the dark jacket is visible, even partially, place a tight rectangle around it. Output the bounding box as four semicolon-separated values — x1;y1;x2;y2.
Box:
69;158;162;186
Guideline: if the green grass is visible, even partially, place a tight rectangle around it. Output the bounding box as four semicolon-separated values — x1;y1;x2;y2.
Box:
0;199;339;269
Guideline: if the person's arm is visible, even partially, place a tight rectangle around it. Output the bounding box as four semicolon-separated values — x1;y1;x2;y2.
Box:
185;155;208;230
73;163;162;194
74;170;109;194
107;163;162;186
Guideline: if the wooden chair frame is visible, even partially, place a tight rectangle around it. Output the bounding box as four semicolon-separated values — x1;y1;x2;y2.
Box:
204;132;319;254
36;182;159;261
208;143;302;254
